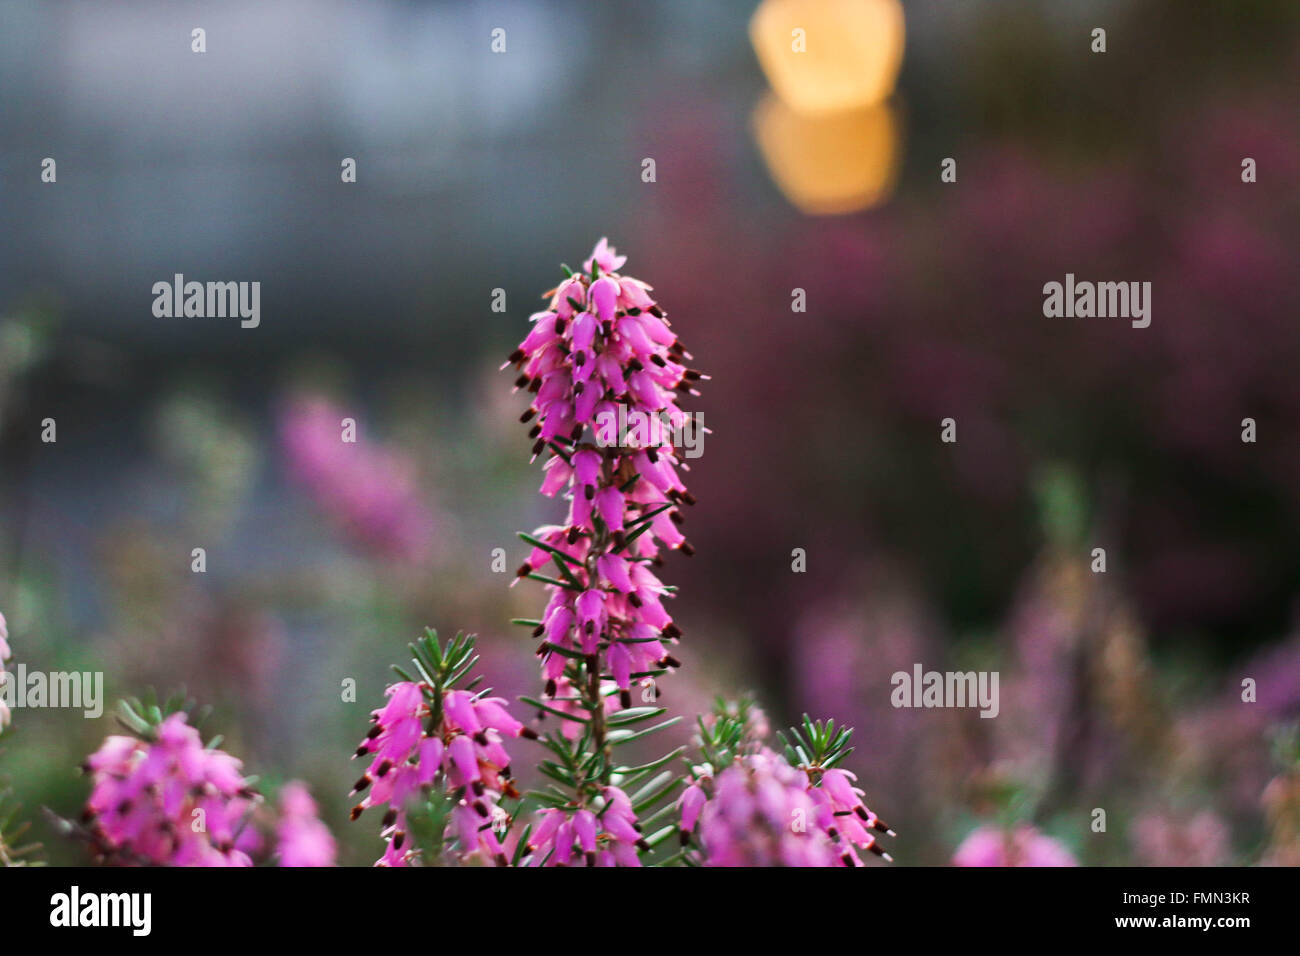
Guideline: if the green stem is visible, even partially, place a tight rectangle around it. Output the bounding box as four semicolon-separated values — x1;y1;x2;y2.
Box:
582;475;615;791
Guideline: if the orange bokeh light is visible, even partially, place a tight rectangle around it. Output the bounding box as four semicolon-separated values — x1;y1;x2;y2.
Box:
749;0;905;115
752;92;900;215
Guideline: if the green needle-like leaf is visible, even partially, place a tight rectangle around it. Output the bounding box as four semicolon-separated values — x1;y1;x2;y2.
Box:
525;572;580;591
642;824;678;850
606;706;666;726
518;532;585;568
607;716;681;748
520;696;590;724
612;746;686;790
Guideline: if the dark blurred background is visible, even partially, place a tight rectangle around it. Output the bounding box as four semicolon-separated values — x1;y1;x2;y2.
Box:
2;0;1299;865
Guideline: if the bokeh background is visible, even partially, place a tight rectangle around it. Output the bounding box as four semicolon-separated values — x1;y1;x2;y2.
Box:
2;0;1299;865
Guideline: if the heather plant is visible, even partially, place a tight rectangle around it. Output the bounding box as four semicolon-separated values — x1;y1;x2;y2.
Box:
77;697;261;866
345;239;894;866
348;630;532;866
57;239;889;868
679;700;895;866
64;691;334;867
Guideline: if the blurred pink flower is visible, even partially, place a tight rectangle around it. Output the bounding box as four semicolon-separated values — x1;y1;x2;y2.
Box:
83;712;258;866
792;566;943;823
279;395;436;563
1178;623;1300;813
276;782;336;867
1132;811;1229;867
686;748;893;867
952;824;1077;867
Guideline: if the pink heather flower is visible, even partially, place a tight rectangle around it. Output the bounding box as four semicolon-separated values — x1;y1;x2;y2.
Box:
279;394;436;563
952;824;1078;867
521;786;647;867
583;238;627;275
505;239;699;720
276;782;337;867
351;681;531;867
82;712;258;866
686;749;893;867
679;783;707;835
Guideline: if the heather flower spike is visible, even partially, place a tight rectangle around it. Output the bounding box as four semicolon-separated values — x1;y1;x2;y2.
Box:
505;239;706;864
77;694;262;866
350;629;532;866
64;691;339;867
678;700;895;867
